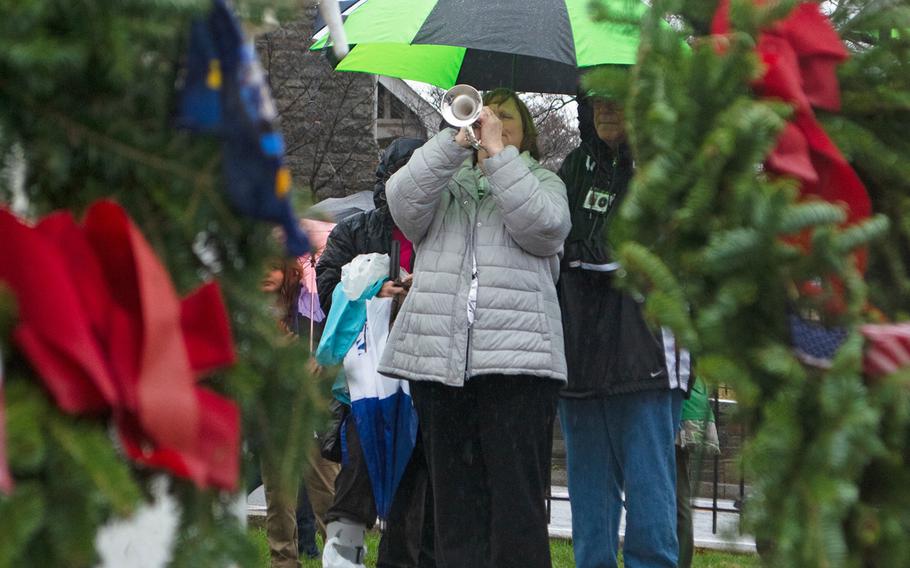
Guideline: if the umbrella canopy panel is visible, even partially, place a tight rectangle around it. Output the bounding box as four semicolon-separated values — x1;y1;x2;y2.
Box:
313;0;360;31
567;0;643;66
305;190;376;222
312;0;646;94
412;1;576;66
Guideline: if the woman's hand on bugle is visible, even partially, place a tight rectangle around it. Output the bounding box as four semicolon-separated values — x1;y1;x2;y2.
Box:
455;124;479;149
476;107;504;156
454;107;504;156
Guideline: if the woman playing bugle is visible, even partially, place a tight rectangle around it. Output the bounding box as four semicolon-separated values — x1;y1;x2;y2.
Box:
378;88;570;568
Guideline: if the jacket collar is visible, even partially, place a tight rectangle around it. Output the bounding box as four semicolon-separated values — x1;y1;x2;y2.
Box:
451;151;537;202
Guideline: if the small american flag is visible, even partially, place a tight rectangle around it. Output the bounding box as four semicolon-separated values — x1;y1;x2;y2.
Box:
861;322;910;379
789;313;848;369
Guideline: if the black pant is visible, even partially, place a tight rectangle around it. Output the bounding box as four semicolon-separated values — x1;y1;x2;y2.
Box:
410;375;559;568
296;482;319;557
326;409;436;567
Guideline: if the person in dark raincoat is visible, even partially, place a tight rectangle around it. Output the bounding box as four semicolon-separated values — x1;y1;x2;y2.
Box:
316;138;435;568
557;93;690;568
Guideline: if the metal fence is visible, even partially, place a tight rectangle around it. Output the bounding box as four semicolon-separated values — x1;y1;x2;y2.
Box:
546;388;745;536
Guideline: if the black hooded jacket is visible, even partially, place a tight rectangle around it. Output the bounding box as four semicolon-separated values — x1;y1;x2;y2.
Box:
316;137;425;314
557;99;678;398
558;100;634;266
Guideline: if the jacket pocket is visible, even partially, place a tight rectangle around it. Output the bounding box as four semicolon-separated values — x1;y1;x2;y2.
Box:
534;265;553;342
536;293;551;341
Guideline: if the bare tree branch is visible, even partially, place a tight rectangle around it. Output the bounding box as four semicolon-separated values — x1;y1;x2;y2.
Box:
526;94;579;171
257;11;378;200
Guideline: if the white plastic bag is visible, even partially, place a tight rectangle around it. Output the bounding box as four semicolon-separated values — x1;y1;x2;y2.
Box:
341;253;390;300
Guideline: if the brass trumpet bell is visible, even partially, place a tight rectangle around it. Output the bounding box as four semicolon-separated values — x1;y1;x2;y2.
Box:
440;84;483;149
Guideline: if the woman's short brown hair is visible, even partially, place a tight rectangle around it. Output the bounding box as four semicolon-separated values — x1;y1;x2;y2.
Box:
483;88;540;160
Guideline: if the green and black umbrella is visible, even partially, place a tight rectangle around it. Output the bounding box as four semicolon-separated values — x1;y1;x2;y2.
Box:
311;0;644;94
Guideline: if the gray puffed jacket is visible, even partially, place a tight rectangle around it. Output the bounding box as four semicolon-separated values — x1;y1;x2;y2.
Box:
377;129;571;386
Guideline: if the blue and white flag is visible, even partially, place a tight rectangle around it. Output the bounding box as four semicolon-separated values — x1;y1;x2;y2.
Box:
344;297;418;520
175;0;309;256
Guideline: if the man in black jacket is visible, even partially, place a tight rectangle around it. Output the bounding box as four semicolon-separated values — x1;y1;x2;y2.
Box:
316;137;434;568
557;95;689;568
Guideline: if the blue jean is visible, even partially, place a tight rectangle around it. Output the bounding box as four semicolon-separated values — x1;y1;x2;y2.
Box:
559;390;682;568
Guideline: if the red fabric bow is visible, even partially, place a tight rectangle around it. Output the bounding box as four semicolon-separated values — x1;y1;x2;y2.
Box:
712;1;871;227
0;201;239;491
861;323;910;379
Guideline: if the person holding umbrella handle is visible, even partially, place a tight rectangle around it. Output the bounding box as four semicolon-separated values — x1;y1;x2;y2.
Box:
556;91;690;568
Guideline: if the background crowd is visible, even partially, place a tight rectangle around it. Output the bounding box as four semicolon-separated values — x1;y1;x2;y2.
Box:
257;85;719;568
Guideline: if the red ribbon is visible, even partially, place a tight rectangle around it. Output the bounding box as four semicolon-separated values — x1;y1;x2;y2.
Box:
712;1;871;226
0;201;239;490
711;1;872;316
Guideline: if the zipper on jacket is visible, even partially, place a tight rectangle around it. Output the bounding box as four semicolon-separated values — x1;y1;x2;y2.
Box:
464;327;473;382
464;199;479;383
